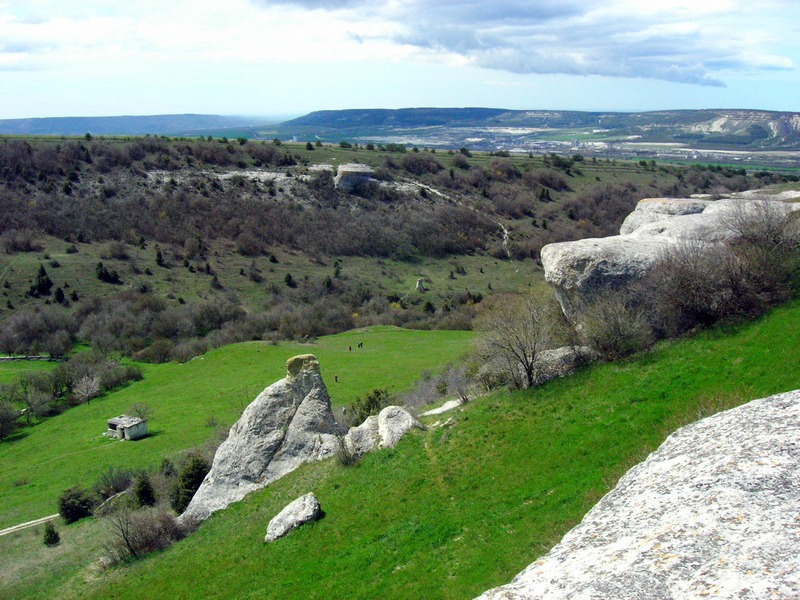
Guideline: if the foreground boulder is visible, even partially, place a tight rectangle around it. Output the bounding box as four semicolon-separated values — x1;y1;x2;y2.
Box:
265;493;323;542
478;389;800;599
343;405;425;458
541;195;800;319
179;354;339;523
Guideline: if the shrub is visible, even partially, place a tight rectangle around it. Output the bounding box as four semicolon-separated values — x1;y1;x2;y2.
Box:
58;485;98;523
43;521;60;546
578;293;654;360
0;400;18;439
104;505;185;563
94;466;135;501
134;473;157;507
346;388;391;427
171;454;210;513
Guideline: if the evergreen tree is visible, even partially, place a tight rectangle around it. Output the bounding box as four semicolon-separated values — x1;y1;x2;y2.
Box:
29;265;53;297
43;521;60;546
134;473;157;507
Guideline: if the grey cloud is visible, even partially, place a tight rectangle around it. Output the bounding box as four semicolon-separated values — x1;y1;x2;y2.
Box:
251;0;793;86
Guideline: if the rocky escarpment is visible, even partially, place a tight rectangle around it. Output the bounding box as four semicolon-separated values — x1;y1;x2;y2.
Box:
478;389;800;599
179;354;339;523
541;194;800;319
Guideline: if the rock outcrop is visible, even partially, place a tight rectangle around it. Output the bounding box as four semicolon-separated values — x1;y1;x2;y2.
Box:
334;163;375;192
343;405;425;458
478;389;800;599
541;195;800;319
179;354;339;523
265;492;323;542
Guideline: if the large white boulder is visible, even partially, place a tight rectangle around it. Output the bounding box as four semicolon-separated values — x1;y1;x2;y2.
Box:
179;354;339;523
265;492;322;543
343;405;425;458
541;196;799;319
478;389;800;599
619;197;712;235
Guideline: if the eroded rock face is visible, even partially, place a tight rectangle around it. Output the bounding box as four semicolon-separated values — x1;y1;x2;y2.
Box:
265;492;322;542
478;389;800;599
334;163;375;192
541;196;799;319
343;406;425;458
619;197;712;235
179;354;339;523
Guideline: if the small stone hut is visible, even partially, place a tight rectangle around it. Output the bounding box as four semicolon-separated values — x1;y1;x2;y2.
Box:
107;415;147;440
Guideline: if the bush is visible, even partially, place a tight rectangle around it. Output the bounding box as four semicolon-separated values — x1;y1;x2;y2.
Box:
346;388;391;427
43;521;60;546
104;505;185;563
58;486;98;523
578;293;654;360
134;473;157;507
171;454;210;513
94;466;135;501
0;401;19;439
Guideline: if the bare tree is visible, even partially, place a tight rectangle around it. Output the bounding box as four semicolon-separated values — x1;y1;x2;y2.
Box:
73;375;101;405
474;289;567;389
129;402;152;421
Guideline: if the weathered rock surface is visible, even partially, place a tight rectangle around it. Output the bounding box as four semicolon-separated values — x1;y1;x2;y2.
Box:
619;197;711;235
334;163;374;192
478;389;800;599
343;405;425;458
265;492;322;542
179;354;339;523
532;346;596;385
542;196;800;319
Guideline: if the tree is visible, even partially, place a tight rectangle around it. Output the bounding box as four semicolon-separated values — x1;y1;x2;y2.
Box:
474;290;567;389
29;265;53;297
134;473;157;507
43;521;60;546
171;455;209;513
0;401;19;439
73;375;101;404
57;486;97;523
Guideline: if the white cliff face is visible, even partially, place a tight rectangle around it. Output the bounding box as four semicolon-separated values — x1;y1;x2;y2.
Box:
541;195;800;319
180;354;339;523
478;389;800;600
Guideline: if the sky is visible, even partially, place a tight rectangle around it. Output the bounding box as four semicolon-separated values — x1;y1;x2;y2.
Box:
1;0;799;119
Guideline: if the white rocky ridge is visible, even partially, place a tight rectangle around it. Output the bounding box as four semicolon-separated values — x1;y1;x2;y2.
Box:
478;389;800;599
179;354;339;523
265;493;323;543
541;195;800;319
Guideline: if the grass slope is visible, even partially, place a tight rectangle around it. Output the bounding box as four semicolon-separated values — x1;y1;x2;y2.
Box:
0;326;472;530
3;300;797;599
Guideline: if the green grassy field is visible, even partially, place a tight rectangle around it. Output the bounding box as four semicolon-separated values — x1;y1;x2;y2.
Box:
2;300;798;599
0;326;472;531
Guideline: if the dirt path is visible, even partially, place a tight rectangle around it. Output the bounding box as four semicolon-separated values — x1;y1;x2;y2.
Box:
0;513;60;537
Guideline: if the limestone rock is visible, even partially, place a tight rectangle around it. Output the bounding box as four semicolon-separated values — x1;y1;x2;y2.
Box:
619;197;711;235
532;346;596;385
179;354;339;523
378;405;424;448
478;389;800;599
343;406;425;458
334;163;374;192
541;197;799;320
265;493;322;542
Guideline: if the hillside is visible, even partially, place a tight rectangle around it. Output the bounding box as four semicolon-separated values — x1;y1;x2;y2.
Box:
2;298;798;598
278;107;800;153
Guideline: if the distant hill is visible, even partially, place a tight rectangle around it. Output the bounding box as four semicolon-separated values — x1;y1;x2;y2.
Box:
0;114;268;136
279;107;800;152
3;108;799;152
